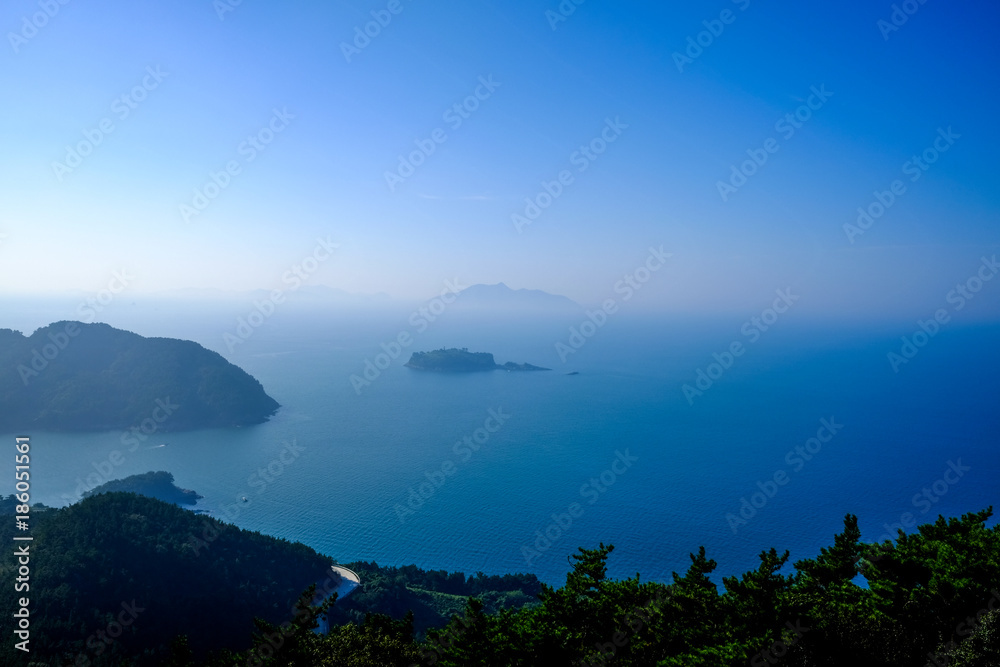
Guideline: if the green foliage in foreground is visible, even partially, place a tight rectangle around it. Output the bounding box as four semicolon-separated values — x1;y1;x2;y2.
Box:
198;509;1000;667
2;493;997;665
331;561;541;637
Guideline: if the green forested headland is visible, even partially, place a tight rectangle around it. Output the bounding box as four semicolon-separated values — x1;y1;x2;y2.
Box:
0;322;279;432
82;471;203;506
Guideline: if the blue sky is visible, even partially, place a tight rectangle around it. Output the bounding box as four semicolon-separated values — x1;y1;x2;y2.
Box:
1;0;997;319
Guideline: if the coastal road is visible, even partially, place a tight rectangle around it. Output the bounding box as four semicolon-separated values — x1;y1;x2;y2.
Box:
330;565;361;598
316;565;361;633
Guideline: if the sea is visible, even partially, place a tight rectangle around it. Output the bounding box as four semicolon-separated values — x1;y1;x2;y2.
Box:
2;299;998;587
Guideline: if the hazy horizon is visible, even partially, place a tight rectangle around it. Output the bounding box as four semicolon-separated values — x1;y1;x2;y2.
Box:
2;1;998;323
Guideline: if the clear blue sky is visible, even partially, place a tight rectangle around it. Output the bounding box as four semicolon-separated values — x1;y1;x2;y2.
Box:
1;0;997;320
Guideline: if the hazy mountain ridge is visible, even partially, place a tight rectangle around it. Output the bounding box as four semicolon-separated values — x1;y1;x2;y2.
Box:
452;282;582;312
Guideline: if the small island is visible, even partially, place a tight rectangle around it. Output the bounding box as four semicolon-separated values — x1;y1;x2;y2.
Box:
82;471;203;506
405;348;550;372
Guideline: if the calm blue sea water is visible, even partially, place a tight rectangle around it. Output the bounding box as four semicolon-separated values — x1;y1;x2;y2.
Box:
2;311;998;587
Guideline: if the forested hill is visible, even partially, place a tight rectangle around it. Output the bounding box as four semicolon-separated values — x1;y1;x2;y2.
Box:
0;492;333;663
0;322;279;431
0;492;543;665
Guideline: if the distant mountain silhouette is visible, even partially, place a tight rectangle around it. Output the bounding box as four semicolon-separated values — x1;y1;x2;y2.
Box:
0;322;279;432
453;283;581;312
